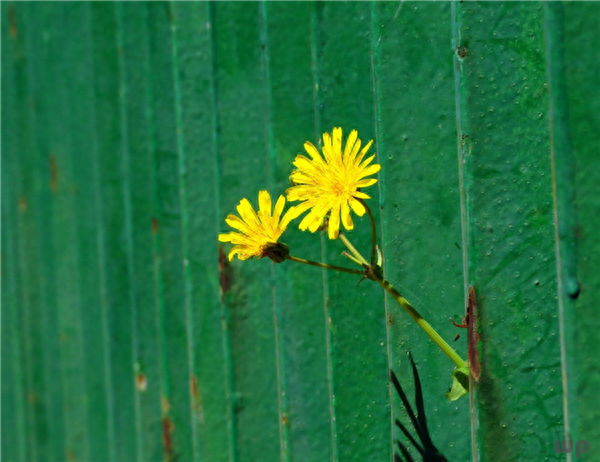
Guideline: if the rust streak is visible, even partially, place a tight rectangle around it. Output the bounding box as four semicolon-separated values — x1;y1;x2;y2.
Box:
451;286;481;381
151;216;159;234
49;153;58;193
190;374;205;424
8;6;17;39
18;195;27;213
191;375;199;397
218;247;232;297
162;417;174;460
467;286;481;381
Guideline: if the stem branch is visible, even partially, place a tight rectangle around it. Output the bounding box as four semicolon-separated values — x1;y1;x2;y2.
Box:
336;234;467;370
338;234;369;266
375;275;468;369
287;255;364;276
358;199;377;266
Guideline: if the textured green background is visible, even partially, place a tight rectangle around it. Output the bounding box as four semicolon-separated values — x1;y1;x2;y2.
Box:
2;2;598;461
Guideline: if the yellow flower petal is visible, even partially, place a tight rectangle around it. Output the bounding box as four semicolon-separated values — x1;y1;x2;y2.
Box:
354;139;374;166
361;163;381;177
258;190;272;217
273;195;285;222
356;178;378;188
349;197;366;216
341;201;354;230
304;142;324;162
344;130;358;158
328;203;340;239
237;198;259;226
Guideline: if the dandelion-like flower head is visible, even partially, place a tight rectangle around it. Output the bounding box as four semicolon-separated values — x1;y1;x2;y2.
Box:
286;127;380;239
218;190;299;262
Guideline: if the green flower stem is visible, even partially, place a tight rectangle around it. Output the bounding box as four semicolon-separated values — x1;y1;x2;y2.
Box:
338;234;369;266
287;255;364;276
357;198;377;266
373;275;468;370
339;233;468;370
341;251;364;267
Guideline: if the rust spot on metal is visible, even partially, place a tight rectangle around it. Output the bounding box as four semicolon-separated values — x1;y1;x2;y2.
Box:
191;375;199;397
219;247;232;297
452;286;481;381
18;195;27;213
49;153;58;193
162;417;174;460
161;396;171;414
161;397;175;460
135;373;147;392
8;6;17;39
152;216;159;234
191;375;205;424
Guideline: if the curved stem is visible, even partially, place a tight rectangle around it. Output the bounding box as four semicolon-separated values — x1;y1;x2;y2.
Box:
338;234;369;267
375;275;468;369
287;255;364;275
336;234;467;370
358;198;377;266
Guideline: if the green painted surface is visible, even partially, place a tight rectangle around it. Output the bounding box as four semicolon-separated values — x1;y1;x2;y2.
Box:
453;2;564;459
2;2;599;461
116;3;164;461
374;2;470;460
563;1;600;451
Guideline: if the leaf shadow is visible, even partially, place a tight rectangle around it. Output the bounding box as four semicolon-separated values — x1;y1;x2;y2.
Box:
390;352;448;462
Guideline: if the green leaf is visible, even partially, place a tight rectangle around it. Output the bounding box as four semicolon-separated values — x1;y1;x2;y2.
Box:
446;367;470;402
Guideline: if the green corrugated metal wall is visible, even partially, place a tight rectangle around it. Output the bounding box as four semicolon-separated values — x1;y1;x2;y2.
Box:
2;2;598;461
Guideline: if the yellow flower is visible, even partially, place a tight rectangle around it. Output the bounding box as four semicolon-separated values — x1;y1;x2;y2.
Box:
286;127;380;239
218;190;299;262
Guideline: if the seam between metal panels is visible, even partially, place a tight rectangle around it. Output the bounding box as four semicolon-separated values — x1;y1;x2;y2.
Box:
543;3;578;459
13;6;39;459
207;2;237;460
114;4;144;461
144;4;170;452
368;4;394;461
450;2;478;461
168;4;199;461
86;4;115;460
259;3;289;461
22;5;66;459
3;12;29;457
310;4;337;461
